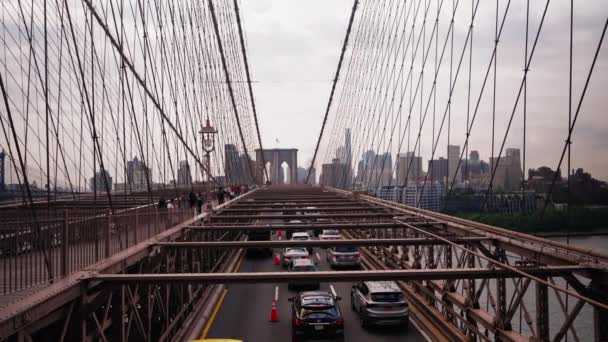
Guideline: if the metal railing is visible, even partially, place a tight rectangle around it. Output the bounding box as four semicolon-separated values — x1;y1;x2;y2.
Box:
0;206;196;295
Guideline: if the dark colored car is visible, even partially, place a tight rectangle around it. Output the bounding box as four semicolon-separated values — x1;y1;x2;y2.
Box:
290;291;345;342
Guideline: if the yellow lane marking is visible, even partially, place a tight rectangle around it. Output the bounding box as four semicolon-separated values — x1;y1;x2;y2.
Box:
200;289;228;339
200;252;245;339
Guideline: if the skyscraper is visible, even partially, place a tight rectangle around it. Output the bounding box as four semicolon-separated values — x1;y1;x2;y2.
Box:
127;157;151;191
89;169;113;193
447;145;461;186
490;148;522;191
224;144;240;184
428;157;449;183
470;150;480;162
396;152;422;185
345;128;352;167
177;160;192;188
335;146;346;163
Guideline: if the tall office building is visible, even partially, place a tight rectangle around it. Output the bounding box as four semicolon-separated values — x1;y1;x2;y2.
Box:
447;145;461;186
396;152;422;185
239;153;254;184
177;160;192;187
89;169;113;193
335;146;346;163
224;144;241;184
428;158;449;183
319;158;351;189
470;150;480;162
345;128;352;167
402;181;445;211
490;148;522;191
127;157;151;191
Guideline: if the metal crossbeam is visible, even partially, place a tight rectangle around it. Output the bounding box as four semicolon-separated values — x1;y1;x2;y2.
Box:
89;266;588;284
155;237;492;248
186;221;404;231
209;213;396;220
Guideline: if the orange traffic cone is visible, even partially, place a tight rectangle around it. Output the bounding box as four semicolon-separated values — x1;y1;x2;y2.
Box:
270;301;279;322
274;253;280;265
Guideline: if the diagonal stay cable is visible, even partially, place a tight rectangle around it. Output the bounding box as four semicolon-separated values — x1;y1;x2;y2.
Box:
207;0;256;184
542;15;608;216
80;0;218;184
306;0;360;184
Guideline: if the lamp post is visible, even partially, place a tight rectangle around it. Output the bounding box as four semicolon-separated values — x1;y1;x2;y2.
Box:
199;119;217;194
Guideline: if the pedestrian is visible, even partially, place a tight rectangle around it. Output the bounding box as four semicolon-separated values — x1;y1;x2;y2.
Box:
188;191;197;208
217;187;225;205
157;197;167;209
196;194;203;214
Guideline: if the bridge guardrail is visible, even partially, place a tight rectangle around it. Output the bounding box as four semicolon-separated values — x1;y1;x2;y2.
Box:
0;206;196;295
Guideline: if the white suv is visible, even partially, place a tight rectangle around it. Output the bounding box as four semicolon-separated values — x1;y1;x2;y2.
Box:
351;281;409;328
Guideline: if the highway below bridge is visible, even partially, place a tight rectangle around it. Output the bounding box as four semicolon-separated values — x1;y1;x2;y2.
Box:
0;186;607;342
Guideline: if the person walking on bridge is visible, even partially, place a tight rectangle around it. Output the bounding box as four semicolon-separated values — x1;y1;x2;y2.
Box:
217;187;225;205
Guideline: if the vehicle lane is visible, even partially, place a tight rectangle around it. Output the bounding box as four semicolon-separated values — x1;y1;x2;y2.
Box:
205;243;426;341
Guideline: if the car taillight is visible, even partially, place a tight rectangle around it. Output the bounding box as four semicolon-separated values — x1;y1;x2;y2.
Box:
302;255;309;259
354;253;360;258
284;255;291;259
336;319;344;326
294;318;301;327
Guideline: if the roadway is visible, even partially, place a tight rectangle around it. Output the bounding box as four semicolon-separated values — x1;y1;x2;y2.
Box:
203;237;426;342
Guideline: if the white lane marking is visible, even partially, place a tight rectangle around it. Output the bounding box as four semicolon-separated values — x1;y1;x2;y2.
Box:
274;285;279;302
329;285;337;298
315;252;321;262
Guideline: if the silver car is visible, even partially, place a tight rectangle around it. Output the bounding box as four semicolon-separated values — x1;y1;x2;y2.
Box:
288;259;319;290
280;247;310;267
350;281;409;328
327;245;360;268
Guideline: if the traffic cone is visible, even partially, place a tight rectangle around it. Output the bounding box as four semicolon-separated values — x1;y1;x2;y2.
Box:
270;301;279;322
278;230;282;238
274;253;280;265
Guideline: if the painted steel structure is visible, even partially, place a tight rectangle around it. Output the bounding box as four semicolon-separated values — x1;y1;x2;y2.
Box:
0;186;606;342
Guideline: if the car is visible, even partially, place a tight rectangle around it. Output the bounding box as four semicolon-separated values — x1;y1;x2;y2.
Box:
291;232;310;241
350;281;409;328
289;291;344;342
291;232;313;253
288;259;320;290
327;245;360;268
319;229;341;245
286;220;304;240
281;247;310;267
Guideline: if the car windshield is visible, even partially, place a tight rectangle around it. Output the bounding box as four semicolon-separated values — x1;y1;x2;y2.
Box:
286;248;307;254
371;292;404;302
323;230;339;235
292;265;316;272
334;246;357;253
292;235;308;240
300;306;338;319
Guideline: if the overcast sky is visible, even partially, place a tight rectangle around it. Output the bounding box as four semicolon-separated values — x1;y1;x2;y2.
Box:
241;0;608;181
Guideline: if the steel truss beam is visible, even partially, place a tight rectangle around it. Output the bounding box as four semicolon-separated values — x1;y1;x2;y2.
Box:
90;266;586;284
208;213;396;220
155;237;493;248
186;222;434;231
217;206;385;212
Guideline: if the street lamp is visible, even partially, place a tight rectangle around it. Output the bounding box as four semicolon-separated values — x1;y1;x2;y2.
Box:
199;118;217;187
